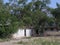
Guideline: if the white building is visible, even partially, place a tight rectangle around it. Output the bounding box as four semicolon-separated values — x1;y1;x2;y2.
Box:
12;28;32;39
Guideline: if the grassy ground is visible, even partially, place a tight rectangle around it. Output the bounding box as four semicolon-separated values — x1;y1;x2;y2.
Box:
17;37;60;45
0;38;10;42
0;37;60;45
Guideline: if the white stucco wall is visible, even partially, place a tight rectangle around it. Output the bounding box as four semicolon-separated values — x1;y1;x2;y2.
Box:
12;29;25;38
12;29;31;39
26;29;31;37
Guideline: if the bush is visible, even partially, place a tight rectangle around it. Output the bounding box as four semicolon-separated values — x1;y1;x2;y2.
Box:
0;22;19;38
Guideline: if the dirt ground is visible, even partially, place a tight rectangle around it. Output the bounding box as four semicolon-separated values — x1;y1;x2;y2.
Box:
0;39;21;45
0;37;31;45
0;37;60;45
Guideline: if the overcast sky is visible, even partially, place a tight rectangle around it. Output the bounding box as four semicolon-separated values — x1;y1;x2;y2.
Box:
4;0;60;8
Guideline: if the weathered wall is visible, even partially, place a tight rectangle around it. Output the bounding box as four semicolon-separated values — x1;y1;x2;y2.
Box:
26;29;31;37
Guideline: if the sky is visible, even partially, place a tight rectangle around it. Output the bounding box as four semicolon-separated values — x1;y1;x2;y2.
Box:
4;0;60;8
49;0;60;8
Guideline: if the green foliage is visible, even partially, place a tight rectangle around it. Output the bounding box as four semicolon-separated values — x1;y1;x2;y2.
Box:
0;3;19;38
0;0;53;38
51;3;60;26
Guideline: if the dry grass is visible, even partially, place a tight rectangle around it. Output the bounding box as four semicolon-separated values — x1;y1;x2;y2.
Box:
17;37;60;45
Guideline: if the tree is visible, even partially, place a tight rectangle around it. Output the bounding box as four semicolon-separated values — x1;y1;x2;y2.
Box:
31;0;50;11
0;1;19;38
51;3;60;27
3;0;52;36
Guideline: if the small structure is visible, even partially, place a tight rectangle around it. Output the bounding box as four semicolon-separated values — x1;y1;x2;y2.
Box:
12;23;60;39
12;28;32;39
43;26;60;36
